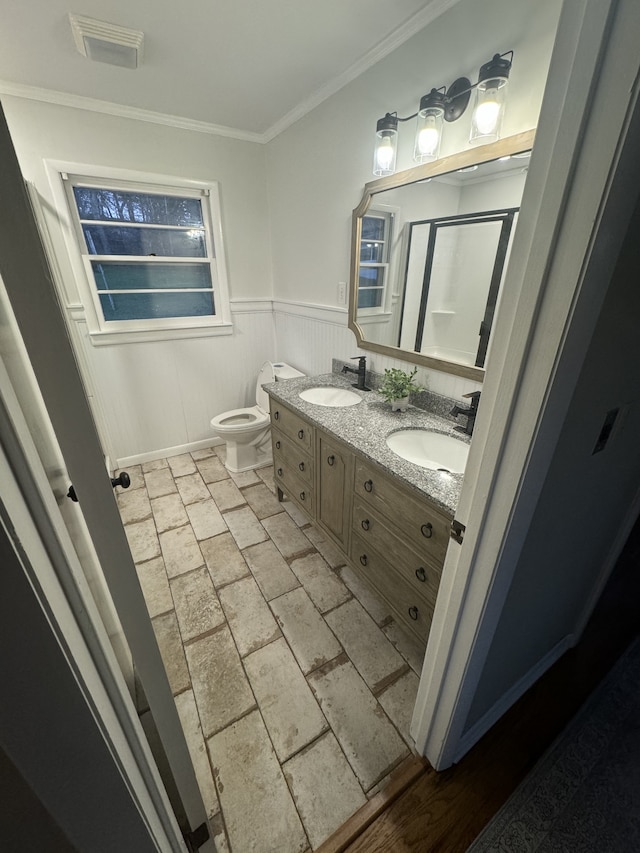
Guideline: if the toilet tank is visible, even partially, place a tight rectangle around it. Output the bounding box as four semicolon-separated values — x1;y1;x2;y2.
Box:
272;362;304;381
256;361;304;411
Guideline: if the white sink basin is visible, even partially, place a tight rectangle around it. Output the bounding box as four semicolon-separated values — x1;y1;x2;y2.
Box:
299;387;362;407
386;429;469;473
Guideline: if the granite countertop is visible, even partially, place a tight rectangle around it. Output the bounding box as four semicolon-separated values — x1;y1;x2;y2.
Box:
263;372;470;516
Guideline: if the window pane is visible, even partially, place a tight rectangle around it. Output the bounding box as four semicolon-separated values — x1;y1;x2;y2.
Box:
357;287;384;309
91;262;212;291
99;291;215;321
73;187;203;227
83;225;206;257
358;267;384;309
360;241;385;263
361;216;386;241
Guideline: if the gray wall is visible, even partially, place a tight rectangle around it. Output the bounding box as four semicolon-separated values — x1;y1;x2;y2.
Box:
466;195;640;728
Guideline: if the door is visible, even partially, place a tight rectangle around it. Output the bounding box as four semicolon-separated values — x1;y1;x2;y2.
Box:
0;107;213;850
317;432;353;548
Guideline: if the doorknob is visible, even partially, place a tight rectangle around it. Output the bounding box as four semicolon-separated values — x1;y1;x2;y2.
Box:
111;472;131;489
67;471;131;502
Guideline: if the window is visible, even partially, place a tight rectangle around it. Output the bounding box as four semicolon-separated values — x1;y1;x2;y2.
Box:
62;172;231;340
358;210;393;311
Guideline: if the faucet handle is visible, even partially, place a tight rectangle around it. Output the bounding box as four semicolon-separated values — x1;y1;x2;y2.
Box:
463;390;481;400
351;355;366;363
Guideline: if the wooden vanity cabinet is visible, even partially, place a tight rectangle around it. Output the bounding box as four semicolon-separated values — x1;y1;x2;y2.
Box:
269;396;453;646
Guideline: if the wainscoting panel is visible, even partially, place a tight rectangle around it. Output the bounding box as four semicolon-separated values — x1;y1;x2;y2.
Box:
73;299;479;466
77;307;276;465
273;301;482;400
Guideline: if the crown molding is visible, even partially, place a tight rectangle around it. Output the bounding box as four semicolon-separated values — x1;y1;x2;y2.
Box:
262;0;460;141
0;0;460;145
0;79;265;143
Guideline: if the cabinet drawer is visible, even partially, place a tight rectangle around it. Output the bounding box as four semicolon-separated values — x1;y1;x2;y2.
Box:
270;402;313;453
352;498;440;606
354;459;450;564
274;464;314;515
272;429;314;486
350;531;433;642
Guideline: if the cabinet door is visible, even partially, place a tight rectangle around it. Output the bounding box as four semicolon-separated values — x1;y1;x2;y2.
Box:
317;433;353;548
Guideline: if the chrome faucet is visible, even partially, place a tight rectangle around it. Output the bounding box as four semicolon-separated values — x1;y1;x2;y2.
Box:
450;391;481;435
341;356;370;391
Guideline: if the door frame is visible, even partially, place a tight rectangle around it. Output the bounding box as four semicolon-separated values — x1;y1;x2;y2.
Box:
0;404;184;851
412;0;640;768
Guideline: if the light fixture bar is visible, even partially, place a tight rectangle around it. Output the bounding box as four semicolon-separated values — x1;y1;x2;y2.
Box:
372;50;513;176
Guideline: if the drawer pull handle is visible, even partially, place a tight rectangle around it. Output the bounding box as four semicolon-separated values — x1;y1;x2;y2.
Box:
277;467;283;477
361;519;370;531
275;440;281;450
327;455;335;466
298;429;305;439
359;554;368;566
415;567;427;582
300;491;306;502
421;523;433;538
408;606;419;621
299;462;305;472
274;411;280;420
364;479;373;493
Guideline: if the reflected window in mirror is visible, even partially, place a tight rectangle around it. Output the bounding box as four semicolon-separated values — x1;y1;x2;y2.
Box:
358;210;393;311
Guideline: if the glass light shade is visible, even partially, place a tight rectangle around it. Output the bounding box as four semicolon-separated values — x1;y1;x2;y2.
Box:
414;108;443;163
373;114;398;176
470;76;508;143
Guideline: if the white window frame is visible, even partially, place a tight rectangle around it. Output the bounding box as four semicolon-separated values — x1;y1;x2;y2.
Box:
46;161;232;345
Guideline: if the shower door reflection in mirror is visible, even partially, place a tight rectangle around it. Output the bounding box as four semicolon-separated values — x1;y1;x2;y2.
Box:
400;208;517;368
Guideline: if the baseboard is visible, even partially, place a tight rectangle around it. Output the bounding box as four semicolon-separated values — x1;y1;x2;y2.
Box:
116;437;224;469
454;634;576;762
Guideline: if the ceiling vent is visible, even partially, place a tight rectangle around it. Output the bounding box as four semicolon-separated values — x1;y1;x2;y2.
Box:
69;13;144;69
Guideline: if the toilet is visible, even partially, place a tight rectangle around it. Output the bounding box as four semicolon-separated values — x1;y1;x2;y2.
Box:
210;361;304;473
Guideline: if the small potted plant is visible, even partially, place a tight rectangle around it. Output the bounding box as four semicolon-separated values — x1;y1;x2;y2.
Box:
379;367;423;412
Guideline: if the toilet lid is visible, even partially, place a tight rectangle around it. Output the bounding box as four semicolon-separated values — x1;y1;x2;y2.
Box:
255;361;275;412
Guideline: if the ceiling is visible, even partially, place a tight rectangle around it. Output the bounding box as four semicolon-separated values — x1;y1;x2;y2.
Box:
0;0;456;141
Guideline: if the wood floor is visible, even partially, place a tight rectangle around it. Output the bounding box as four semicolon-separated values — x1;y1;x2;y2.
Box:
319;514;640;853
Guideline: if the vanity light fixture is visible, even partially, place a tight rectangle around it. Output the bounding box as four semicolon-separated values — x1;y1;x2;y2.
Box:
372;50;512;176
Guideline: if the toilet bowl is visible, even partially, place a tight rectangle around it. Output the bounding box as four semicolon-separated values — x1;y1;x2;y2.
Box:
210;362;304;472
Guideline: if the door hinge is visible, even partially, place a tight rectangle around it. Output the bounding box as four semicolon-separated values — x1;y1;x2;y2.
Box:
184;822;209;851
451;518;466;544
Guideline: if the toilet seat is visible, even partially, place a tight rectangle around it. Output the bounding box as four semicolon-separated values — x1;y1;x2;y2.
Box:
210;405;269;435
210;361;304;472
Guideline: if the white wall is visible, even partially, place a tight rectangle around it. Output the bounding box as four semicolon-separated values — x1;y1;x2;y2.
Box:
266;0;561;394
2;97;276;465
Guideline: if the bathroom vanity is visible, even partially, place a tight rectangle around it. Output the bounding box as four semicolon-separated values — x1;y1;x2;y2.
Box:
265;374;468;647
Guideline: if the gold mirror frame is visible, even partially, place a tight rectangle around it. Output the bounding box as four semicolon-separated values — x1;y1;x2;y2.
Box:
348;129;536;381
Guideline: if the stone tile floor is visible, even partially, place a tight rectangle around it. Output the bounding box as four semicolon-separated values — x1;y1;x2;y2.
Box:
116;445;426;852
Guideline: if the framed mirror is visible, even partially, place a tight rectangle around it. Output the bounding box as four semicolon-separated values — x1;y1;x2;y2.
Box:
348;129;535;381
